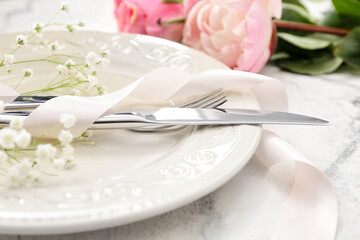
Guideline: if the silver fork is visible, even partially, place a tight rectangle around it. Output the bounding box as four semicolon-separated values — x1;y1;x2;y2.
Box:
129;88;227;132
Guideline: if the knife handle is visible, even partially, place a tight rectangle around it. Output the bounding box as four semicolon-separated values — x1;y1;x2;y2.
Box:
5;96;56;110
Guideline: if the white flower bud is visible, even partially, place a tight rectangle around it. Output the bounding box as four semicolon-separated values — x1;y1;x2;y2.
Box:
16;34;27;46
53;158;66;169
85;52;99;67
23;68;33;78
61;144;74;159
36;144;57;161
58;130;74;146
61;2;70;13
15;130;32;148
33;22;44;33
10;118;24;130
0;128;17;149
59;113;77;129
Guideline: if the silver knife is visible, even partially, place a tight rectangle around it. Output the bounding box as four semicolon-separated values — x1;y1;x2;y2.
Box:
0;108;329;129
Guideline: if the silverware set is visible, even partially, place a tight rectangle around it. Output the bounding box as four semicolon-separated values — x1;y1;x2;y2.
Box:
1;89;329;131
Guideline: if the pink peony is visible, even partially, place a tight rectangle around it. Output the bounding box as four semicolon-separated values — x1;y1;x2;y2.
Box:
182;0;282;72
114;0;186;42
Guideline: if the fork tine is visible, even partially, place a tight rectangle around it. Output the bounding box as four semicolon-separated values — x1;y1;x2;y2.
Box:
130;89;227;132
195;94;226;108
177;89;224;108
206;98;227;109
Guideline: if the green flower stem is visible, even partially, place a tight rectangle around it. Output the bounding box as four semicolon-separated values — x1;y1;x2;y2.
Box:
0;9;62;66
21;80;87;95
4;151;20;163
71;86;91;96
73;65;88;78
15;76;26;90
0;10;60;63
46;65;87;90
11;148;37;151
33;123;62;144
273;19;351;36
13;58;64;65
46;74;61;88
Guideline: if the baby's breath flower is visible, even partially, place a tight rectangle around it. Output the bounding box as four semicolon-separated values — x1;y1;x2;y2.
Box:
87;75;98;88
0;100;4;113
53;158;66;169
58;130;73;145
98;86;108;95
5;159;40;187
86;130;93;138
85;52;99;67
49;41;63;51
10;118;24;130
56;64;67;75
65;159;74;169
16;34;27;46
35;144;57;161
0;128;17;149
61;144;74;159
66;24;74;33
0;150;7;163
101;50;111;58
81;130;93;139
23;68;33;77
59;113;76;128
33;22;44;33
65;59;75;68
61;2;70;13
3;54;14;66
99;58;110;67
15;130;32;148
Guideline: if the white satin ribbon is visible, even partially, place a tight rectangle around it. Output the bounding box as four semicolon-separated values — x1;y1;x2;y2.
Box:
0;68;337;239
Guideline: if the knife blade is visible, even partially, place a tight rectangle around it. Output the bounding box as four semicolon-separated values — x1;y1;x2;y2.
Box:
0;108;329;130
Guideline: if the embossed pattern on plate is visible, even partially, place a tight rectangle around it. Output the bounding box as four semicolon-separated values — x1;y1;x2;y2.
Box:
0;31;261;235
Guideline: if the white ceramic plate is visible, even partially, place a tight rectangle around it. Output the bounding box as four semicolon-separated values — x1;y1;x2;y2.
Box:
0;31;261;235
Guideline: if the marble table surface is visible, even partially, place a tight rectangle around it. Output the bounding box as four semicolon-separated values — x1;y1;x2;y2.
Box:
0;0;359;239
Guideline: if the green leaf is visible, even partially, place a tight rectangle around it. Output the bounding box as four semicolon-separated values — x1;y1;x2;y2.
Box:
277;54;343;75
271;52;291;61
308;33;343;44
319;10;347;28
282;0;307;9
277;32;332;50
335;27;360;67
281;3;315;24
157;18;185;26
332;0;360;20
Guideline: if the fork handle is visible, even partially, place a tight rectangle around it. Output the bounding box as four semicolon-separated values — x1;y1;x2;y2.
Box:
5;96;56;110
